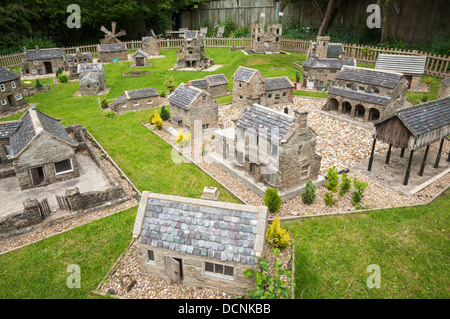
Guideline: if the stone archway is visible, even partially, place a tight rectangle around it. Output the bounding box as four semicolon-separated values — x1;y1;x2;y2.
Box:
342;101;352;115
354;104;365;119
328;98;339;112
369;108;381;121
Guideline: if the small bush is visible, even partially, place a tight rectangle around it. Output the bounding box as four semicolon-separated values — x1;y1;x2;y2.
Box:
266;215;291;249
175;129;191;148
325;166;339;192
35;79;43;88
154;118;163;129
301;180;316;205
324;192;338;207
264;188;282;214
295;72;301;82
338;173;351;197
150;110;163;129
100;97;108;109
420;95;428;103
55;67;63;77
160;105;170;121
164;76;175;93
421;76;433;85
105;110;115;118
57;73;69;83
352;178;369;207
159;91;166;98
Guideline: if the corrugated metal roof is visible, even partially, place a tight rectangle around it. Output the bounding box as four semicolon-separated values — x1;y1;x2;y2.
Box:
375;54;426;75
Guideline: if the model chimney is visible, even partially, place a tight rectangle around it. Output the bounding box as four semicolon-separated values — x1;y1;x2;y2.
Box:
35;45;39;51
294;109;308;128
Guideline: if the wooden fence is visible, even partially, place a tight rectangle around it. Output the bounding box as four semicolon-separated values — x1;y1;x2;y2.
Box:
1;37;448;78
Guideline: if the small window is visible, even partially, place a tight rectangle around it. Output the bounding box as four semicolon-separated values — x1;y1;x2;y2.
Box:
205;262;234;278
15;94;23;100
33;61;38;65
268;94;272;99
0;84;5;91
202;95;206;102
202;123;209;130
359;86;365;91
87;84;91;88
1;99;6;105
32;70;37;74
54;159;73;175
317;69;323;74
146;100;153;105
239;95;243;101
374;88;379;94
330;70;336;74
346;83;351;89
282;92;287;97
133;101;140;106
236;151;244;164
238;83;242;88
319;81;324;86
11;81;16;89
73;58;77;63
301;165;310;179
2;145;10;156
147;250;154;262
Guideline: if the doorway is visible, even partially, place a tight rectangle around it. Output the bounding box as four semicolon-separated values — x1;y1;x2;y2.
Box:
30;166;48;187
43;61;53;74
7;95;14;106
165;256;183;283
135;57;144;66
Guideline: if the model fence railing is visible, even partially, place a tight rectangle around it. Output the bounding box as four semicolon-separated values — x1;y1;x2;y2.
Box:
1;37;448;78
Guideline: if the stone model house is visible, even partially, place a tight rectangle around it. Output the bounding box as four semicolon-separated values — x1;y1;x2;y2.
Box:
0;66;26;114
66;49;93;80
142;36;160;56
190;74;229;97
78;63;107;96
22;46;66;76
130;49;149;67
211;104;323;201
173;30;213;70
438;78;450;99
133;191;268;295
111;88;160;114
98;43;128;62
306;36;345;60
301;56;356;91
232;66;294;110
324;66;409;123
0;120;22;164
375;54;427;91
168;83;219;134
0;107;79;190
250;24;283;54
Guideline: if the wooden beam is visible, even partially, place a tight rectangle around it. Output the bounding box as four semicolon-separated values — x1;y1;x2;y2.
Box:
368;138;376;171
418;145;430;176
434;138;444;169
400;147;405;158
385;144;392;164
403;150;414;186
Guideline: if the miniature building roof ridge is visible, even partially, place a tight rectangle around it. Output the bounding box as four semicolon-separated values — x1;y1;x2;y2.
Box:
266;76;295;91
253;103;295;120
336;66;405;89
329;87;391;106
168;83;202;110
233;66;258;83
341;65;404;76
132;49;149;57
0;66;21;82
302;58;356;69
98;43;127;52
24;48;63;60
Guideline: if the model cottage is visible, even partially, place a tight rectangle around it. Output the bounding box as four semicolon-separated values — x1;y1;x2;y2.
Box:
0;66;26;114
133;191;268;295
173;30;213;70
190;74;229;98
142;36;160;56
66;48;94;80
250;23;283;54
78;63;107;96
111;88;160;114
22;46;66;75
98;43;128;62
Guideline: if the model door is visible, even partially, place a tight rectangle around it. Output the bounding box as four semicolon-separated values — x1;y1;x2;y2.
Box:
165;256;181;283
30;166;48;187
136;57;144;66
43;62;53;74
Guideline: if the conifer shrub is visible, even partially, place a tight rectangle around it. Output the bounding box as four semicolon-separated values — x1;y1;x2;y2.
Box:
266;215;291;249
301;180;316;205
352;178;369;207
338;172;351;197
100;97;108;109
325;166;339;192
160;105;170;121
35;79;43;88
324;192;338;207
264;188;282;214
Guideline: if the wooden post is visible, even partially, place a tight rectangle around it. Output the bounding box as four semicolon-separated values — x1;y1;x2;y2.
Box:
385;144;392;164
447;149;450;162
400;147;405;158
418;145;430;176
368;138;376;171
403;150;414;185
434;138;444;168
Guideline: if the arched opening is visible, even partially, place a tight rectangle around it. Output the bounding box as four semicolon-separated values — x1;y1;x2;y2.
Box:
369;108;381;122
342;101;352;115
328;98;339;112
355;105;365;119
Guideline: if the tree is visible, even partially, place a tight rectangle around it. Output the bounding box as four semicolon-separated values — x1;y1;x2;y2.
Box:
264;188;282;214
317;0;335;36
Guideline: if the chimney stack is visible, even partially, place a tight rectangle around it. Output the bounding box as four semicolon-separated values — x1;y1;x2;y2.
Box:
35;45;39;51
294;109;308;128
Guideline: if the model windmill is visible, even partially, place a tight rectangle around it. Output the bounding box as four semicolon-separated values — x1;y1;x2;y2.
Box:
100;22;126;44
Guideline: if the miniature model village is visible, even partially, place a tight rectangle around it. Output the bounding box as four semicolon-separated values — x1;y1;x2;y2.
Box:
0;21;449;300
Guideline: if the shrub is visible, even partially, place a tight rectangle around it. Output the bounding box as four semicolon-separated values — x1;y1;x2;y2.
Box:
301;180;316;205
175;129;191;148
266;215;291;249
233;26;250;38
325;166;339;192
420;95;428;103
35;79;43;88
243;248;292;299
105;110;115;118
421;76;433;85
324;192;338;207
100;97;108;109
159;91;166;98
338;173;351;197
150;110;163;129
352;178;369;207
160;105;170;121
164;76;175;93
264;188;282;214
55;67;63;77
57;73;69;83
154;118;163;129
295;72;301;82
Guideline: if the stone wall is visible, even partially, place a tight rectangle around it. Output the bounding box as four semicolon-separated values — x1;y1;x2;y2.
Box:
0;199;42;238
98;51;128;63
66;186;126;212
0;79;26;114
207;84;228;98
302;67;339;90
265;88;293;108
232;72;266;110
22;58;66;76
438;83;450;99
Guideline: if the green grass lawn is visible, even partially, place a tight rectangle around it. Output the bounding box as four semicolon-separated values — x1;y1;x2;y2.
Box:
284;191;450;299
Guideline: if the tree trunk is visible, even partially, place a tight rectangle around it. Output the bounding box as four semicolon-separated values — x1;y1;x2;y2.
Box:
378;0;390;43
317;0;335;36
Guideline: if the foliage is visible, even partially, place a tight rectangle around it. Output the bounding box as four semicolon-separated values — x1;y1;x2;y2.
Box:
266;215;291;249
149;110;163;129
175;129;191;148
57;73;69;83
264;188;282;214
301;180;316;205
243;248;292;299
324;192;338;207
35;79;42;89
420;95;428;103
159;91;166;98
55;67;63;77
104;110;115;118
338;172;351;197
325;166;339;192
159;105;170;121
421;77;433;85
351;178;368;207
233;26;250;38
164;76;175;93
100;98;109;109
295;72;301;82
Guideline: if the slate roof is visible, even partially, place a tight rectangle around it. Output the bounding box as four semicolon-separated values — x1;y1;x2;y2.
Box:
302;58;355;69
77;63;104;74
236;103;296;141
0;121;22;139
376;97;450;137
375;54;426;75
133;192;268;266
132;49;149;58
185;30;198;41
0;66;20;82
168;84;201;109
113;88;158;105
25;48;63;61
142;36;156;44
112;94;127;106
206;74;228;87
441;78;450;87
327;44;345;58
98;43;127;52
233;66;258;82
65;52;93;62
190;79;207;89
329;87;391;106
9;108;76;157
266;76;294;91
336;66;404;89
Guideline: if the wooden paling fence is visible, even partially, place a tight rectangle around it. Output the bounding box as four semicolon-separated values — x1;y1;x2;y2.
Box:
38;198;51;219
1;37;448;78
56;195;72;211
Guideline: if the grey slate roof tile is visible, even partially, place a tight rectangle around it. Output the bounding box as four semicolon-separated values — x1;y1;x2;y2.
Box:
327;44;345;58
302;58;355;69
205;74;228;87
190;79;207;89
0;66;20;82
168;84;200;109
233;66;257;82
98;43;127;52
66;52;93;62
329;87;391;106
0;121;22;139
266;76;294;91
336;66;403;89
25;48;63;61
441;78;450;87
